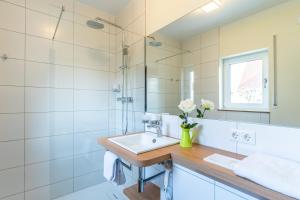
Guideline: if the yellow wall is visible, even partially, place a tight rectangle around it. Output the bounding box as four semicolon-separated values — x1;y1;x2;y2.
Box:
220;0;300;127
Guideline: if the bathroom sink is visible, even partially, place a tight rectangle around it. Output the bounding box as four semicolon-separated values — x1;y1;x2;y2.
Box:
108;132;179;154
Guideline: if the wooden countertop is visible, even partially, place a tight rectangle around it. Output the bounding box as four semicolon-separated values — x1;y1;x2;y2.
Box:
99;137;295;200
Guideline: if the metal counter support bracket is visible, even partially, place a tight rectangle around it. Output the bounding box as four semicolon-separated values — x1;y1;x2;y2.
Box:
138;167;165;193
120;160;132;170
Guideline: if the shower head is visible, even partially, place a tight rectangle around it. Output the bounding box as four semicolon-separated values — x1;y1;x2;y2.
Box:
147;36;162;47
149;40;162;47
86;19;104;29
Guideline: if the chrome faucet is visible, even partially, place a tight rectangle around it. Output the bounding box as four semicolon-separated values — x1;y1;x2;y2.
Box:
143;119;163;137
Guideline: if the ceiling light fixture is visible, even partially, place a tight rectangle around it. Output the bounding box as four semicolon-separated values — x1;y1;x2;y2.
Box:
201;0;222;13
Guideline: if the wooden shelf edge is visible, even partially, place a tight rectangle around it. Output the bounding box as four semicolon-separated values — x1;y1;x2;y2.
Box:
123;183;160;200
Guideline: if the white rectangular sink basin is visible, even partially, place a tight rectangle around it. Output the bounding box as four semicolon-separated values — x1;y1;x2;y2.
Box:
108;132;179;154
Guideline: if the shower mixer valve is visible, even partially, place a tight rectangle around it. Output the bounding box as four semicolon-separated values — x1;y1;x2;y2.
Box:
117;97;133;103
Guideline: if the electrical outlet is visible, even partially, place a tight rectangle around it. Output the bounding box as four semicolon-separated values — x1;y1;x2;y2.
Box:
238;130;256;145
230;129;256;145
230;129;240;142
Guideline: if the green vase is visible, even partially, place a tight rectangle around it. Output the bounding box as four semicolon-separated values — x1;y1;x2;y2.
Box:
180;128;192;148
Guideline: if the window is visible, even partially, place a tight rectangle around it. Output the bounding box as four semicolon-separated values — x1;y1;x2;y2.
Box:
220;50;269;112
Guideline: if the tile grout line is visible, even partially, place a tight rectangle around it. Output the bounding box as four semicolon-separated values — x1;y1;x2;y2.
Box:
24;0;27;199
72;0;75;193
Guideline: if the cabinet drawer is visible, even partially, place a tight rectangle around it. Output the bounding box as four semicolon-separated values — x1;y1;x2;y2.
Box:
173;165;214;200
215;182;259;200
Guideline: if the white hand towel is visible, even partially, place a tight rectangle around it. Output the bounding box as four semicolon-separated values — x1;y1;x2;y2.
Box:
103;151;118;181
111;159;126;185
233;153;300;199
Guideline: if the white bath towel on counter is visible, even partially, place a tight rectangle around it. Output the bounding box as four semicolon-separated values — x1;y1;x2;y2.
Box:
232;153;300;199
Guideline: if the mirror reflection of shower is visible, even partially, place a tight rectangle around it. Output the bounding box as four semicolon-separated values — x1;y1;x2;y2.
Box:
86;17;132;135
147;36;162;47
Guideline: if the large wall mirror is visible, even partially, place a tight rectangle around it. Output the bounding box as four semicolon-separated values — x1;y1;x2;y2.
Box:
146;0;300;127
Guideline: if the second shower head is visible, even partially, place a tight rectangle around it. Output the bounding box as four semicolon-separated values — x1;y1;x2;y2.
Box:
147;36;162;47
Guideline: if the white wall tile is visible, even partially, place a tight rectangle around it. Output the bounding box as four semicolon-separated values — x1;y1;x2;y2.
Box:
26;36;73;66
0;29;24;59
132;88;145;112
75;90;109;111
74;170;105;192
1;193;24;200
0;1;25;33
0;114;24;141
0;86;24;113
25;157;73;190
26;9;53;39
50;89;74;111
192;118;237;152
236;122;300;162
26;0;74;21
51;17;73;44
26;36;50;62
182;35;201;52
195;77;218;94
200;45;219;63
50;41;74;66
50;65;74;89
25;87;50;112
198;61;218;78
74;150;104;176
74;23;108;50
25;62;51;87
160;114;180;138
74;111;109;133
25;112;73;138
129;64;145;89
201;28;219;48
4;0;25;7
0;140;24;170
25;62;73;88
25;179;73;200
74;46;109;71
0;59;24;86
74;68;109;90
25;134;73;164
25;113;50;138
74;131;108;155
25;88;73;112
0;167;24;199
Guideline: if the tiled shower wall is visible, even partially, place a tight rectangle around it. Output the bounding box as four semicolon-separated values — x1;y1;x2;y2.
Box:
146;33;182;114
113;0;146;134
0;0;121;199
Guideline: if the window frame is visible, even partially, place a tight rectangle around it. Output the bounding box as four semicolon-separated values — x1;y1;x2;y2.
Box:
220;49;269;112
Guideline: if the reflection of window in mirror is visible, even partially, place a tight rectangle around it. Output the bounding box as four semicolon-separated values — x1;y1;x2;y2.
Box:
220;50;269;112
182;67;195;101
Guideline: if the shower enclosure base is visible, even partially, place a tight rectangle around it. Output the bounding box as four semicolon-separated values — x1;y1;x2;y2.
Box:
54;182;128;200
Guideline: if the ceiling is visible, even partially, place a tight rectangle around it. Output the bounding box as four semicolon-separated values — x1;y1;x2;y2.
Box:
159;0;288;40
78;0;129;15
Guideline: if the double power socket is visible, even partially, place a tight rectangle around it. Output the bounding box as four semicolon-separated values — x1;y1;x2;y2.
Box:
230;129;256;145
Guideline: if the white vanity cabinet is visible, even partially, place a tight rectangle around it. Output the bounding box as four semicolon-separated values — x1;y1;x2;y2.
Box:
172;164;259;200
215;182;259;200
173;164;215;200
